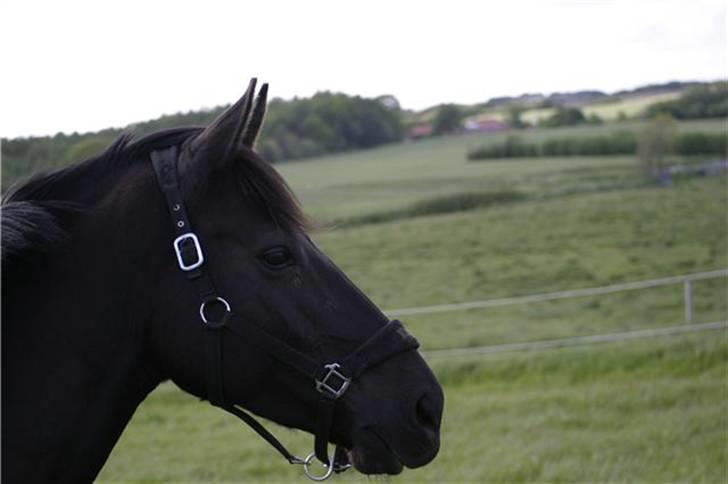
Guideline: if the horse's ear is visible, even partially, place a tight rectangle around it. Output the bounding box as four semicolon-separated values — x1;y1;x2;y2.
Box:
184;78;258;165
179;79;270;192
240;83;268;148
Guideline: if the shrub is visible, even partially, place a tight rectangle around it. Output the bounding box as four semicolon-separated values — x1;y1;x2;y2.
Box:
638;114;677;178
470;132;637;160
468;130;724;161
65;137;116;162
674;133;727;155
467;135;538;160
407;190;527;216
587;113;604;125
539;107;587;127
645;82;728;119
339;190;527;226
432;104;463;135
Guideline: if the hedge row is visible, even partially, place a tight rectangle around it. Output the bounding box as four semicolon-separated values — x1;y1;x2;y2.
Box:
674;133;728;155
468;132;727;160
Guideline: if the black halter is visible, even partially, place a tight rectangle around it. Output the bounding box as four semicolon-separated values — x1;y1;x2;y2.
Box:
150;146;419;481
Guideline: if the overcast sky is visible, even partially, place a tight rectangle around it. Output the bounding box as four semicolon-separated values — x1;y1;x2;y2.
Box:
2;0;725;138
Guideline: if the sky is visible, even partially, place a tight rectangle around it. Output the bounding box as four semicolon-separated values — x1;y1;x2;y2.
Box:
1;0;726;138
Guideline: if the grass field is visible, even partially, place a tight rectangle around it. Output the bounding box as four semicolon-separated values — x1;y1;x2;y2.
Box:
99;333;726;482
520;91;686;123
319;180;727;349
465;90;685;125
581;91;685;121
279;118;725;222
98;122;727;482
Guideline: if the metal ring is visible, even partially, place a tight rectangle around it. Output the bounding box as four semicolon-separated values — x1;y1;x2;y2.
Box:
199;297;231;325
177;221;185;228
172;204;181;211
303;452;334;481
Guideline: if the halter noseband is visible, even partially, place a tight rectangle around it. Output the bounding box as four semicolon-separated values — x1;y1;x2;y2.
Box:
150;146;419;481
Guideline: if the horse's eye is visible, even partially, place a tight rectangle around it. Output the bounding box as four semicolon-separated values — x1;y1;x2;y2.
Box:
260;247;295;269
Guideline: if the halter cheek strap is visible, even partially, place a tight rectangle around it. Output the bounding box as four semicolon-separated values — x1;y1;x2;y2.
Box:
150;146;419;481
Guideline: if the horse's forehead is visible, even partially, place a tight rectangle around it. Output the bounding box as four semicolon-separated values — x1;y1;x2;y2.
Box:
194;197;306;250
199;190;275;229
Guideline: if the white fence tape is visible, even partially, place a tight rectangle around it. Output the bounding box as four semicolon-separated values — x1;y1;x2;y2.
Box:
386;269;728;317
421;320;727;359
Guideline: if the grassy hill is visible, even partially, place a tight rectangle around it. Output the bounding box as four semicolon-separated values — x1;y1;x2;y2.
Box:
463;89;688;126
98;123;727;481
279;118;725;223
582;91;684;120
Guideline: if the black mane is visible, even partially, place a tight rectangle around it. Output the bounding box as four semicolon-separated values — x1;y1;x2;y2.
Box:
3;128;198;204
1;127;307;262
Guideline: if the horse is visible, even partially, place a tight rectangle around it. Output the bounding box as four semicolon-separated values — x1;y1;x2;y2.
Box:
1;79;443;482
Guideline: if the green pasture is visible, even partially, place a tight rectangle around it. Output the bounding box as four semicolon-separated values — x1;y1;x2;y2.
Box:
99;124;728;483
100;332;726;483
319;181;727;349
278;118;725;222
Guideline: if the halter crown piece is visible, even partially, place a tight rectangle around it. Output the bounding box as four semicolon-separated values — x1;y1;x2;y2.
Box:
150;146;419;481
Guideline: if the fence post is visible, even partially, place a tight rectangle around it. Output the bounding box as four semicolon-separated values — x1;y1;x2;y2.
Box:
684;280;693;324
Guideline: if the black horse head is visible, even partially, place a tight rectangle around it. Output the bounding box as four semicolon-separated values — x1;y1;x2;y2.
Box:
2;80;443;482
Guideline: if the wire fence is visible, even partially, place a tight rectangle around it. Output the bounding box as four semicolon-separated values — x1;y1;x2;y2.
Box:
422;321;727;359
381;269;728;358
385;268;728;318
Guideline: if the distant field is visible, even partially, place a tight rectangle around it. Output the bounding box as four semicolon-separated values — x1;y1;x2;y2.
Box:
466;90;686;125
279;118;726;222
582;91;684;120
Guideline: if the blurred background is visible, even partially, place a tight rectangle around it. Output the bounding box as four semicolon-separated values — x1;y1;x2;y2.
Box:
2;0;726;481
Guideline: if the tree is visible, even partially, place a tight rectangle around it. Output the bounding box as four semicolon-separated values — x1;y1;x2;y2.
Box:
506;104;527;129
645;82;728;119
65;137;114;162
539;107;586;127
586;113;603;125
637;113;677;180
432;104;462;135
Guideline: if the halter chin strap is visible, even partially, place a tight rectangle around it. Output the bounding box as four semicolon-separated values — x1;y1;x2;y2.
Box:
150;146;419;480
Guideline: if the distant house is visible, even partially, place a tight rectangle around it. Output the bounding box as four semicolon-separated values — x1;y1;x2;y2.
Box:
464;118;508;133
408;123;434;140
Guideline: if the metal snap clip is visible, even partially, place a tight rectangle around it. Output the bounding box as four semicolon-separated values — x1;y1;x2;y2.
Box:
302;452;334;481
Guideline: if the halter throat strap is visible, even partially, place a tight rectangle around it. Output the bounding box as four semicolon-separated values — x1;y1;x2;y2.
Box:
149;146;419;479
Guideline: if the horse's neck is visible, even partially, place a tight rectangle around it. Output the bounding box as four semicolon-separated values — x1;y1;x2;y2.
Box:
2;250;162;482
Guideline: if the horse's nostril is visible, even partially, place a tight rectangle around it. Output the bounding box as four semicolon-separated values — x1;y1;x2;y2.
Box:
415;394;440;431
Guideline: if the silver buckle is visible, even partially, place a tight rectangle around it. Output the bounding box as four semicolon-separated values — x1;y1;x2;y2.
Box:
173;233;204;271
315;363;350;399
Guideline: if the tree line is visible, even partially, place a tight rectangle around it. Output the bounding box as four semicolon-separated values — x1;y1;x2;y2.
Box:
645;82;728;119
3;81;725;189
257;92;403;161
2;92;404;189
